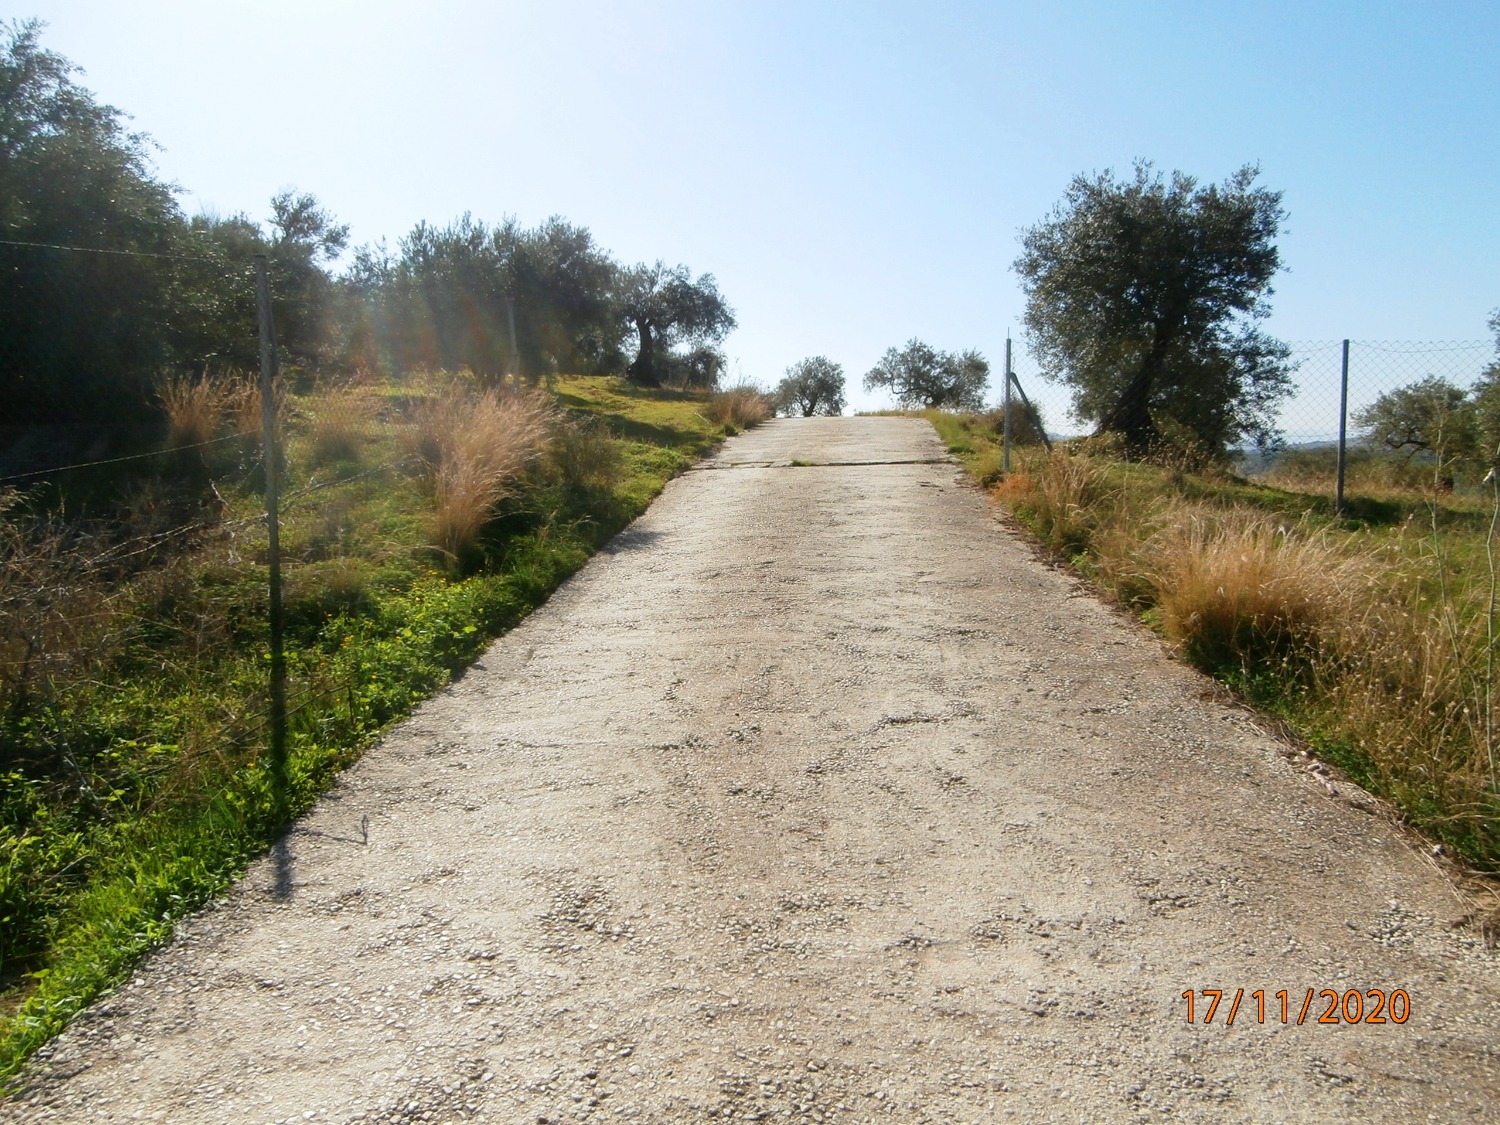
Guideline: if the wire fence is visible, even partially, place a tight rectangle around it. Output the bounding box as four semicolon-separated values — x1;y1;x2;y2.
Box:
1002;337;1496;493
3;237;1497;785
0;242;461;827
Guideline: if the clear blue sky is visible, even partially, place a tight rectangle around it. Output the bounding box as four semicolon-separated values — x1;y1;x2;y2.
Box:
14;0;1500;421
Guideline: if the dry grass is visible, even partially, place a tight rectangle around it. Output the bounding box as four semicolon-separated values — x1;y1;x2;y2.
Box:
1328;531;1500;840
157;375;223;450
225;376;275;447
988;446;1500;866
1258;446;1464;500
703;385;772;431
410;387;555;560
1142;506;1370;674
156;373;280;470
992;448;1117;555
0;517;95;716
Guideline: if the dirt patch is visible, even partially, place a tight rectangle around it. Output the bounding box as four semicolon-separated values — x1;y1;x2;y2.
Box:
9;417;1498;1122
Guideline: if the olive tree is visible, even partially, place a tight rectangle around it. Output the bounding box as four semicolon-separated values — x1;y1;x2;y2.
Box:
775;356;846;417
620;261;736;387
1014;161;1293;456
862;339;988;411
1354;376;1478;489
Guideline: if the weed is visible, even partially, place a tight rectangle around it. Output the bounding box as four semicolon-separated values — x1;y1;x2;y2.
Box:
972;439;1500;869
703;385;772;431
411;387;555;562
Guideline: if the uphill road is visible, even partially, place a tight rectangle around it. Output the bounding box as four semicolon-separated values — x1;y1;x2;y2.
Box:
10;416;1499;1123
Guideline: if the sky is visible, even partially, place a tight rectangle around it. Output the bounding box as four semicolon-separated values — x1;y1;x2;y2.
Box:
12;0;1500;426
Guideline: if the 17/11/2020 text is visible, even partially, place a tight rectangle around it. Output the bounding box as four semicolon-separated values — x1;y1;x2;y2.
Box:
1181;988;1411;1025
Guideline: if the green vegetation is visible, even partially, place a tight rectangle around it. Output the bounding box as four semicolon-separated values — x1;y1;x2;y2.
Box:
0;372;745;1082
935;414;1500;875
863;339;989;411
1015;161;1292;457
774;357;847;417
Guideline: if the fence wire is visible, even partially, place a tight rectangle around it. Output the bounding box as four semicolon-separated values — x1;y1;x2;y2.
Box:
1003;339;1496;454
3;239;1496;793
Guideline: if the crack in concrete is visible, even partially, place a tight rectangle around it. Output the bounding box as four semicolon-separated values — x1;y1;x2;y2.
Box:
691;457;954;470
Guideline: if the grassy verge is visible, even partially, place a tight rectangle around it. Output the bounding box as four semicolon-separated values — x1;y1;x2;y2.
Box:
929;414;1500;876
0;373;747;1082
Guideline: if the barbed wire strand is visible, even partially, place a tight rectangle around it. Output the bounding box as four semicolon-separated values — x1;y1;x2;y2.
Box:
0;236;251;266
0;433;244;485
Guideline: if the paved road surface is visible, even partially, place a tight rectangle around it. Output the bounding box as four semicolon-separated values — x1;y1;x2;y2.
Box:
11;417;1498;1123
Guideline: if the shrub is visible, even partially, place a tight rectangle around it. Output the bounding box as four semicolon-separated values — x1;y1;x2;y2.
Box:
157;375;223;451
410;388;555;561
703;384;772;431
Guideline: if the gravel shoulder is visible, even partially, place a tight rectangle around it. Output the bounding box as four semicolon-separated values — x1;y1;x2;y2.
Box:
10;416;1498;1123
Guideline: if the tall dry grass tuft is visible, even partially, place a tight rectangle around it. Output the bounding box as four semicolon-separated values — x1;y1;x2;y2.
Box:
410;388;555;560
224;375;273;446
1143;507;1369;674
157;375;223;450
993;448;1115;555
703;385;772;431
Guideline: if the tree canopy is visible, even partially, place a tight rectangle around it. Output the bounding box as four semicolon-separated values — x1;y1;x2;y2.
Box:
1354;376;1477;485
774;356;846;417
1014;161;1293;456
0;20;739;432
0;18;182;423
338;213;623;383
862;339;988;411
619;261;736;388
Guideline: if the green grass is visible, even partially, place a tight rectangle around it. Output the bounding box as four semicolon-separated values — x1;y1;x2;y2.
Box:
0;373;739;1083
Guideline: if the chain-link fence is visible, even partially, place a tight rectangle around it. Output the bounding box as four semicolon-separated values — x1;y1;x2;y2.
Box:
1000;337;1496;501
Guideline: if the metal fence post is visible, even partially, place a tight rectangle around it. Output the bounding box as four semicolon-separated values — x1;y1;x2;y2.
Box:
1008;369;1054;454
1002;335;1013;473
254;255;287;806
505;294;520;388
1336;338;1350;516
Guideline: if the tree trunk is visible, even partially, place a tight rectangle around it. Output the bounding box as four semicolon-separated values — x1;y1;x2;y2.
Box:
1099;366;1157;453
626;318;660;387
1099;329;1170;453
